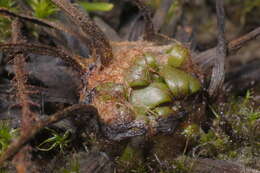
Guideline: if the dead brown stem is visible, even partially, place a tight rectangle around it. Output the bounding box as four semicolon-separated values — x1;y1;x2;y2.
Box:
208;0;227;96
11;19;34;173
0;7;91;53
193;27;260;69
11;20;36;130
152;0;174;32
0;42;92;104
131;0;156;40
50;0;113;67
228;27;260;53
0;43;89;74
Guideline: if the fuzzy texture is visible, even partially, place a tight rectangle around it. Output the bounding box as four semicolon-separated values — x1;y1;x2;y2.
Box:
89;41;200;123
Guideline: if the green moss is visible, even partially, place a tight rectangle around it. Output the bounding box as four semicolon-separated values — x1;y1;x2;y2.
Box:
0;0;16;42
185;91;260;167
171;156;194;173
0;121;18;154
27;0;58;19
181;124;200;138
119;145;144;169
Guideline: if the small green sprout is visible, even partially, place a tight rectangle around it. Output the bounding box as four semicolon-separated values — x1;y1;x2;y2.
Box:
37;128;71;152
28;0;58;19
0;121;18;153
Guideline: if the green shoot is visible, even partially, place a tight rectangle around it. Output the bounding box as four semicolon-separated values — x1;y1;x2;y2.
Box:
0;121;18;153
79;2;114;12
37;128;71;152
27;0;58;19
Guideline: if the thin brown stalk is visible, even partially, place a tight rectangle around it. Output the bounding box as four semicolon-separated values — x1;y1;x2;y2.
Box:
152;0;174;32
0;42;92;103
193;26;260;69
11;20;36;129
0;43;90;74
0;7;91;52
132;0;156;40
50;0;113;67
228;27;260;53
11;19;34;173
208;0;227;96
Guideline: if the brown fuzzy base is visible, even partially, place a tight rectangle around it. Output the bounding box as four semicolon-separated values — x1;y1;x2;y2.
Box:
88;41;201;124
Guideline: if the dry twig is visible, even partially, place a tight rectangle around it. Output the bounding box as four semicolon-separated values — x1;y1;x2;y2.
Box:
10;18;34;173
208;0;227;96
152;0;174;32
193;27;260;70
50;0;113;67
131;0;156;40
0;7;91;53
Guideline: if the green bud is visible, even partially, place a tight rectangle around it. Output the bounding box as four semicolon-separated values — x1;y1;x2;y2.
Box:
125;65;151;88
130;82;172;109
188;75;202;94
152;73;164;83
135;53;158;70
160;65;201;97
166;44;189;67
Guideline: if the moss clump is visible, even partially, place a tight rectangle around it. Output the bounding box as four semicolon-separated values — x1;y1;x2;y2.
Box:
0;121;18;154
118;144;144;171
181;91;260;169
27;0;58;19
0;0;16;42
